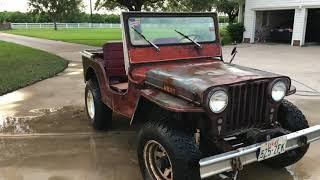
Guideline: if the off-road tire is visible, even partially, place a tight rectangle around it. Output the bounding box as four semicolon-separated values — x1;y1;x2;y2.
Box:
263;99;309;168
85;79;112;130
137;120;201;180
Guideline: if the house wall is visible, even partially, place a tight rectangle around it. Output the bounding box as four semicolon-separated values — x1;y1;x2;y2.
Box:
243;0;320;46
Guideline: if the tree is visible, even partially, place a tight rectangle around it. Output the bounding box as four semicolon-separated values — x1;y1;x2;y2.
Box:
95;0;165;11
165;0;240;23
163;0;214;12
213;0;239;23
28;0;83;30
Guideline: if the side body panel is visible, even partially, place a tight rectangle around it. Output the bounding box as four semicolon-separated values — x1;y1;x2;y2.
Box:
128;43;222;63
82;55;202;119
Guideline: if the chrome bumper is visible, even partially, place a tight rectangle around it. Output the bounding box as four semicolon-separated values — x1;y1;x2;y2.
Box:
199;125;320;179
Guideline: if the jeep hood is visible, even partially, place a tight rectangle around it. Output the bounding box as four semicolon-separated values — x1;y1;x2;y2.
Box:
145;61;287;103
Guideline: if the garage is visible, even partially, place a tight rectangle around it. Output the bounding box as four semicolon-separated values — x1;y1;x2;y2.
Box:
305;8;320;45
243;0;320;46
254;10;295;44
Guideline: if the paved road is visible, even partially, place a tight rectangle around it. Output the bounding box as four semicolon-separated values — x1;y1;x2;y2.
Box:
0;33;320;180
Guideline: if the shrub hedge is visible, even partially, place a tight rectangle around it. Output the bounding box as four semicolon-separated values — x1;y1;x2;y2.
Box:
226;23;245;43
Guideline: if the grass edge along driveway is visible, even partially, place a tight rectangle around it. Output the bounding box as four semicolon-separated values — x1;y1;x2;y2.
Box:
0;40;68;95
5;28;122;47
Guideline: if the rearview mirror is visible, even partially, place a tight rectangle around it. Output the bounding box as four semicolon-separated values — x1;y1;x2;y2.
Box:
231;47;237;55
229;47;238;64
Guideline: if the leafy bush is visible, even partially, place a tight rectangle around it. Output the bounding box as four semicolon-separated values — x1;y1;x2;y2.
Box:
226;23;245;43
0;11;34;23
220;28;232;45
218;16;229;23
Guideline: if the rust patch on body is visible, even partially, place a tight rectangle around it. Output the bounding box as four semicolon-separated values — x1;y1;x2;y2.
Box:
145;60;286;103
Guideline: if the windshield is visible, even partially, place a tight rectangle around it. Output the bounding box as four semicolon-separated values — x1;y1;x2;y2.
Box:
128;17;216;46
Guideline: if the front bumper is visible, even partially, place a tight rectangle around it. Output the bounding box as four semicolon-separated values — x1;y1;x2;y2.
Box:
199;125;320;179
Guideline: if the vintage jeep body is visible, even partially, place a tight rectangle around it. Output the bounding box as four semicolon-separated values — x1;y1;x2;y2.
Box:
81;12;320;180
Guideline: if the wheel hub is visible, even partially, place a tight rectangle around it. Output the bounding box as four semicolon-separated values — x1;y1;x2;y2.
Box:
86;90;95;120
144;140;173;180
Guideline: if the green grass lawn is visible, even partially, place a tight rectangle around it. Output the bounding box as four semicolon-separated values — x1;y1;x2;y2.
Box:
4;27;229;47
0;41;68;95
6;28;122;47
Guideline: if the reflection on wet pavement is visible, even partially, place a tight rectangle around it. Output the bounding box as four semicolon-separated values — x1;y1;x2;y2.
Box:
0;135;140;180
0;99;319;180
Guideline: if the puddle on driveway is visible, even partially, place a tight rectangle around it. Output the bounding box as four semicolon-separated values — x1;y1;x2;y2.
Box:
0;106;133;134
0;106;91;134
0;98;319;180
0;106;140;180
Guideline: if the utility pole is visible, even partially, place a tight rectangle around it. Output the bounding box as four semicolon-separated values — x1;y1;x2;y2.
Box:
89;0;93;28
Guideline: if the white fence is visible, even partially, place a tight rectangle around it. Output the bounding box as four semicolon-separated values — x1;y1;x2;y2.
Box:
11;22;229;29
11;23;121;29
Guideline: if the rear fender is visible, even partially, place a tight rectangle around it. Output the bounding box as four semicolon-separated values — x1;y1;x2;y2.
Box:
82;55;111;107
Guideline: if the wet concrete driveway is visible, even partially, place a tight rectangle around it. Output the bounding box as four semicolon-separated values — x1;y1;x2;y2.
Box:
0;107;141;180
0;99;320;180
0;34;319;180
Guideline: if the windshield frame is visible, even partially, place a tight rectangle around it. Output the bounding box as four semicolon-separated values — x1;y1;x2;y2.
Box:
122;12;220;48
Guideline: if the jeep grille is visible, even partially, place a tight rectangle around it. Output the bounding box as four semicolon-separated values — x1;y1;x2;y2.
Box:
226;80;270;131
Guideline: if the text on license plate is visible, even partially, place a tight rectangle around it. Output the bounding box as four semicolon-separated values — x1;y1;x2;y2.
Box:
258;136;287;161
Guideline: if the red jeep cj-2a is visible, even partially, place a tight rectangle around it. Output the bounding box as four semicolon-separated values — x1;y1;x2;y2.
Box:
81;12;320;180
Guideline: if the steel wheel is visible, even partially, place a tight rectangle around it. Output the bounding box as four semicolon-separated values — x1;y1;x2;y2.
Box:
144;140;173;180
86;89;95;120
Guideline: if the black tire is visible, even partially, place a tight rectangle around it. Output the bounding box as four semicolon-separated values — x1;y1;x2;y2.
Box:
263;99;309;168
137;120;201;180
85;79;112;130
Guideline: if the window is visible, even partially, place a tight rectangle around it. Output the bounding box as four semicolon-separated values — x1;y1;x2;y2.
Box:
128;17;216;46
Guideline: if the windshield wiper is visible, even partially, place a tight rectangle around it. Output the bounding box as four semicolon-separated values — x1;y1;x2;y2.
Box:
131;27;160;52
174;29;202;49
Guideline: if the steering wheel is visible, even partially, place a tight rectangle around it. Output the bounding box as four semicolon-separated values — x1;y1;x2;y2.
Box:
179;34;201;42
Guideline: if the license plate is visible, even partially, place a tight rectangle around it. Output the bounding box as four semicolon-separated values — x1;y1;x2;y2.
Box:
258;136;287;161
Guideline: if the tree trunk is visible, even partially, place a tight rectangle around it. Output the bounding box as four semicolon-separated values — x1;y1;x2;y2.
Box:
54;22;57;30
228;14;237;24
134;5;142;11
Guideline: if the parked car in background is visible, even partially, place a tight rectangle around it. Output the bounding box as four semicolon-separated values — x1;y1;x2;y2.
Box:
270;23;293;42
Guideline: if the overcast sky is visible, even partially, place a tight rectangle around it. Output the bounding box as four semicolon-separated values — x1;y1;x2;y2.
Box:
0;0;116;14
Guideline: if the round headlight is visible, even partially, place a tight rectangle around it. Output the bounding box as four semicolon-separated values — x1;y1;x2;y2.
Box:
209;90;228;113
271;81;287;102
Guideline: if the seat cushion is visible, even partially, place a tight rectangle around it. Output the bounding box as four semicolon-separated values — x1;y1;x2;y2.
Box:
110;82;128;93
103;42;126;77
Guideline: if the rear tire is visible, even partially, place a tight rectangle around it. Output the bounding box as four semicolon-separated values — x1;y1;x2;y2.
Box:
262;100;309;168
137;120;201;180
85;79;112;130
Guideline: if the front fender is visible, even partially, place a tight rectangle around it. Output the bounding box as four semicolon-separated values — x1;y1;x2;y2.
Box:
287;85;296;96
140;89;204;112
130;88;204;125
